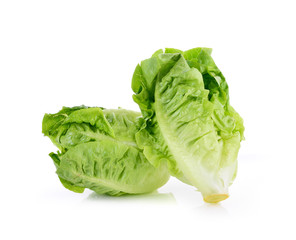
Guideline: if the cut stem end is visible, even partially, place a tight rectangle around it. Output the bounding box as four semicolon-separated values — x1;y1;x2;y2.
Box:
204;194;229;203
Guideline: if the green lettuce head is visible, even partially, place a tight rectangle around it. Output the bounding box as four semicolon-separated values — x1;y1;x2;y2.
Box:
132;47;244;203
42;106;170;196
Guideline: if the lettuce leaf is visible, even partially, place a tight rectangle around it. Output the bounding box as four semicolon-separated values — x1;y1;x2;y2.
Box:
132;48;244;203
42;106;169;196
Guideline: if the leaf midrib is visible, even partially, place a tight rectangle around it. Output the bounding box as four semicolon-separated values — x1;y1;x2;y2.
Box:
68;127;139;149
67;169;142;194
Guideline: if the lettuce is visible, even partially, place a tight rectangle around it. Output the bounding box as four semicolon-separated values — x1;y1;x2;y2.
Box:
132;48;244;203
42;106;170;196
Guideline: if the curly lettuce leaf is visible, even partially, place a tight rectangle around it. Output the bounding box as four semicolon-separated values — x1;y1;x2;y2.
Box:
132;48;244;203
42;107;169;196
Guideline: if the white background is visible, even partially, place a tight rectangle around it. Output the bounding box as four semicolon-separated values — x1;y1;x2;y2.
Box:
1;0;295;239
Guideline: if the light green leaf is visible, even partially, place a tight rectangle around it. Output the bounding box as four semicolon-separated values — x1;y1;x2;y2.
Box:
43;107;169;196
132;47;244;202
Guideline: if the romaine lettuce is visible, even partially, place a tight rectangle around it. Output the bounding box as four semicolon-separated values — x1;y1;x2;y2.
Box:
42;106;170;196
132;47;244;203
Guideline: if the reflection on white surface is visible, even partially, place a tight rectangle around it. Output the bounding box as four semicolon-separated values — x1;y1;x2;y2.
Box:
85;191;177;204
195;203;229;216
